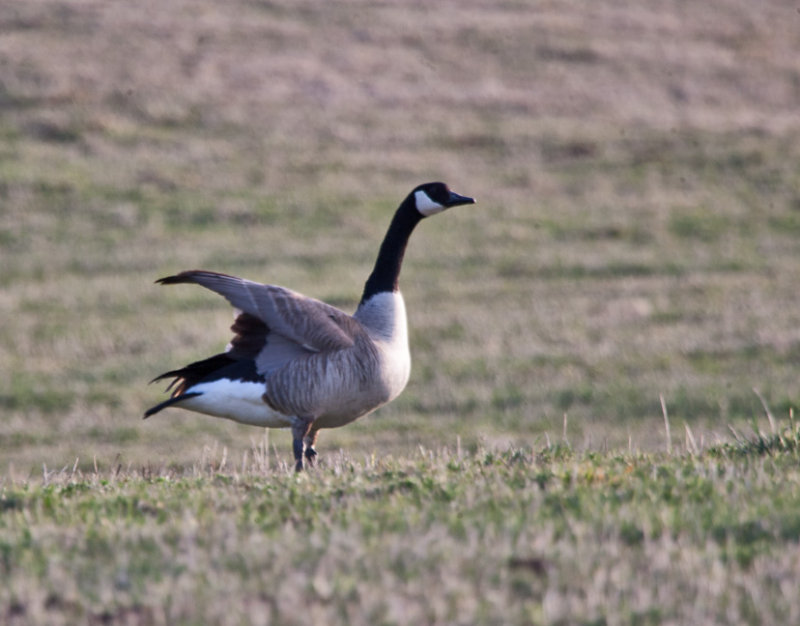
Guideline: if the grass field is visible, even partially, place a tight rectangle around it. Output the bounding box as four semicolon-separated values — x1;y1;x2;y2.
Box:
2;0;800;623
3;432;800;625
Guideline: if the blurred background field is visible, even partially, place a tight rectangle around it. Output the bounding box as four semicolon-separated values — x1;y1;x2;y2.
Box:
1;0;800;473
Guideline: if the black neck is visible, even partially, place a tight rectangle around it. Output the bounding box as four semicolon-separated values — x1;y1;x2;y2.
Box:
359;198;422;305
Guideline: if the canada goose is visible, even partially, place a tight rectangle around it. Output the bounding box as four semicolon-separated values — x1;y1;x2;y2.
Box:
145;182;475;471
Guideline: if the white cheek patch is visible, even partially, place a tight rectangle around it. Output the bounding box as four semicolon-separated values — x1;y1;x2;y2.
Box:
414;190;446;216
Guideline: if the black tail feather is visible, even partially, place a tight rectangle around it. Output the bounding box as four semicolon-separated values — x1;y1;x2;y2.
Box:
146;353;263;417
149;353;237;397
143;392;202;419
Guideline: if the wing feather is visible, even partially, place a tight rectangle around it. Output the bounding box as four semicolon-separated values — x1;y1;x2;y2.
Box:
157;270;357;353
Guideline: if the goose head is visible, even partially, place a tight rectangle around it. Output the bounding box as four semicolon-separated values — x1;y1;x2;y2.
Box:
411;182;476;217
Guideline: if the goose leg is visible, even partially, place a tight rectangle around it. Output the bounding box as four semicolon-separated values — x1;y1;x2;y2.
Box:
292;417;314;472
304;428;320;467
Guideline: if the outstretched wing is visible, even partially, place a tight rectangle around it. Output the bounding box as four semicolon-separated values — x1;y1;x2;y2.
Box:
156;270;357;356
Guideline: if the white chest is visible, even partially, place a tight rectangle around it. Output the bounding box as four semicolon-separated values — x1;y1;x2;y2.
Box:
355;291;411;399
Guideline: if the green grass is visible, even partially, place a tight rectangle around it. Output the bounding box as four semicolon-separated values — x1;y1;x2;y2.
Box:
3;426;800;625
2;0;800;622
